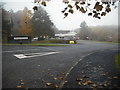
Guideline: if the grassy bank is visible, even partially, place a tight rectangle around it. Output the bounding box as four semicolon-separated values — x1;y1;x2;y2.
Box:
115;53;120;71
2;43;69;47
79;40;119;44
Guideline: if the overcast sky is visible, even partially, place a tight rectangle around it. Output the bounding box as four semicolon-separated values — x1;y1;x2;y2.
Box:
3;0;119;30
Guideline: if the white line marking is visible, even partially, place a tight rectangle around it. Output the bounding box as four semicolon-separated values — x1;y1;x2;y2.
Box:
14;52;59;59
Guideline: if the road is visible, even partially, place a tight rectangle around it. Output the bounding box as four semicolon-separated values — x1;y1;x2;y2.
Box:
2;40;118;88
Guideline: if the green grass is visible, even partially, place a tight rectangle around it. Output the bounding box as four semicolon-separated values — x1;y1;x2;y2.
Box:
115;53;120;71
79;40;119;44
2;43;69;47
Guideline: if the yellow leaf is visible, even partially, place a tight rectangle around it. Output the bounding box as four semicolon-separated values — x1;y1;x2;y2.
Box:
46;83;52;86
41;1;46;6
82;82;89;85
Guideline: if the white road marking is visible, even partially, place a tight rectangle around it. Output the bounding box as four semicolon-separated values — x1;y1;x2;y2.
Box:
14;52;59;59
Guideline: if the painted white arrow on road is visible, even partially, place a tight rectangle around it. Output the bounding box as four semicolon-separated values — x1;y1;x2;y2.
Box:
14;52;59;59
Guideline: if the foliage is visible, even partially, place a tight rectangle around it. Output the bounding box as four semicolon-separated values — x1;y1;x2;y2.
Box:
77;25;118;42
11;10;23;35
78;21;90;40
115;53;120;71
19;7;32;35
2;8;11;42
32;6;55;38
33;0;119;19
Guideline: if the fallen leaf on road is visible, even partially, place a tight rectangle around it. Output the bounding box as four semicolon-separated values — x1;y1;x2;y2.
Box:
76;78;83;81
112;76;118;79
60;72;65;75
92;83;97;87
87;80;92;84
101;73;107;76
103;83;108;87
53;77;57;80
17;85;22;88
58;77;64;80
83;75;90;78
46;83;52;86
54;85;60;88
20;80;23;82
81;71;84;74
82;81;89;85
78;82;82;85
20;83;24;85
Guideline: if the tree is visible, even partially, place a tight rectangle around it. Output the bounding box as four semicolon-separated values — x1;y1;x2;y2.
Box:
32;6;55;38
33;0;119;19
11;10;23;35
2;8;11;42
19;7;32;35
79;21;90;40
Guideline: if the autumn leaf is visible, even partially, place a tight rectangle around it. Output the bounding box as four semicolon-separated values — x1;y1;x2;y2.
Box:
20;82;24;85
60;72;65;74
88;13;92;16
93;13;99;18
17;85;22;88
75;2;79;5
94;5;103;11
69;9;74;14
33;6;38;11
101;12;106;16
34;0;41;3
105;7;111;13
68;4;73;8
58;76;64;80
87;80;92;84
80;2;85;5
63;0;69;4
76;4;80;10
20;80;23;82
93;10;97;13
41;1;46;6
102;2;108;4
64;13;68;17
97;16;101;19
78;82;82;85
92;83;97;87
46;83;52;86
82;81;89;85
53;77;57;80
83;75;90;78
87;3;91;6
112;76;118;79
76;78;83;81
54;85;60;88
80;7;86;13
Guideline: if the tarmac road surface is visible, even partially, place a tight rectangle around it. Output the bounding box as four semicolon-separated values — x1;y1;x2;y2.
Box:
2;40;119;88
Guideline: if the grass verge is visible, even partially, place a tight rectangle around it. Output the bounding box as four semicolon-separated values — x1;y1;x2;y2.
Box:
2;43;69;47
115;53;120;71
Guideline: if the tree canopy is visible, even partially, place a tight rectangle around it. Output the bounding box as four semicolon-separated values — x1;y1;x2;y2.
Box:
33;0;119;19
